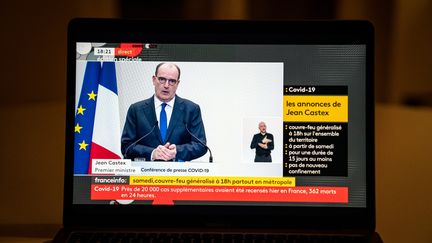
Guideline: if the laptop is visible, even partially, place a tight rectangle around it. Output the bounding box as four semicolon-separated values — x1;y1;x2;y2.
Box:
53;19;380;242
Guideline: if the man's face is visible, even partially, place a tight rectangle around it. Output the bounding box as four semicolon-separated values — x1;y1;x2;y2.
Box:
259;122;267;133
152;64;180;102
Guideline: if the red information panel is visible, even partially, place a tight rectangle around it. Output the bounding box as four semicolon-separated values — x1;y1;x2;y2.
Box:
91;185;348;205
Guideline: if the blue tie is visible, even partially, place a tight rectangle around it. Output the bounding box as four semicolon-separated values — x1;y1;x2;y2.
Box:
160;103;167;143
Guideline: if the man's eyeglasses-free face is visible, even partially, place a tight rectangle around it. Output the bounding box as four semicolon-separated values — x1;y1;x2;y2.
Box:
157;76;178;86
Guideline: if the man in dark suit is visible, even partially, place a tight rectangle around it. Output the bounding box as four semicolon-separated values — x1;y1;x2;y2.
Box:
121;63;207;161
250;121;274;162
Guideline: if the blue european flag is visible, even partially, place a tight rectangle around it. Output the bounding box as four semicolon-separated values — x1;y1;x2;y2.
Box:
73;62;101;174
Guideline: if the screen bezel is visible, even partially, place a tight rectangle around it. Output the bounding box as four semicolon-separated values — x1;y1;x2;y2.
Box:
65;19;375;230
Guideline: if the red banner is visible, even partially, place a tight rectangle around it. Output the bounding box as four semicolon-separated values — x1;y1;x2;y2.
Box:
115;43;142;57
91;185;348;205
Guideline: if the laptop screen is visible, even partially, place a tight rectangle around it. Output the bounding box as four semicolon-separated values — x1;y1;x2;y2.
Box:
67;22;374;227
72;41;367;208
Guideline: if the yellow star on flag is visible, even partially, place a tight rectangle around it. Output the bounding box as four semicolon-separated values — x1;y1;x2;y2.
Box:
78;140;89;150
88;91;97;101
77;105;86;115
74;123;83;133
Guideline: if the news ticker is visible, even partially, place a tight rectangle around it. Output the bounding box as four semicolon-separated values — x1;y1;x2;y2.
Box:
89;175;348;205
94;176;295;186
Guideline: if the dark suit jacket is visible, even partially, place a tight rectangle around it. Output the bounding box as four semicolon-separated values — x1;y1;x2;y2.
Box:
121;95;207;161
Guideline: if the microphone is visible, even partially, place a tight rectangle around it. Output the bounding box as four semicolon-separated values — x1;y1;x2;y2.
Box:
184;122;213;163
124;121;158;159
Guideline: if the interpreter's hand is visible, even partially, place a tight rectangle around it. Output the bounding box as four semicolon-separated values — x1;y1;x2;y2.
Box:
262;136;272;144
258;143;268;149
153;143;177;161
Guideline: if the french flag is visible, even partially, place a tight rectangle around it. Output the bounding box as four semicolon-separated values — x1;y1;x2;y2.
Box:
89;62;122;173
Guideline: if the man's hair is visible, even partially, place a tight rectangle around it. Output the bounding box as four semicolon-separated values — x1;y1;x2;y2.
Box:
155;63;181;80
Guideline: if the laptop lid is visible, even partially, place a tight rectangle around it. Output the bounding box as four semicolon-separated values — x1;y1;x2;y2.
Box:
65;19;374;230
